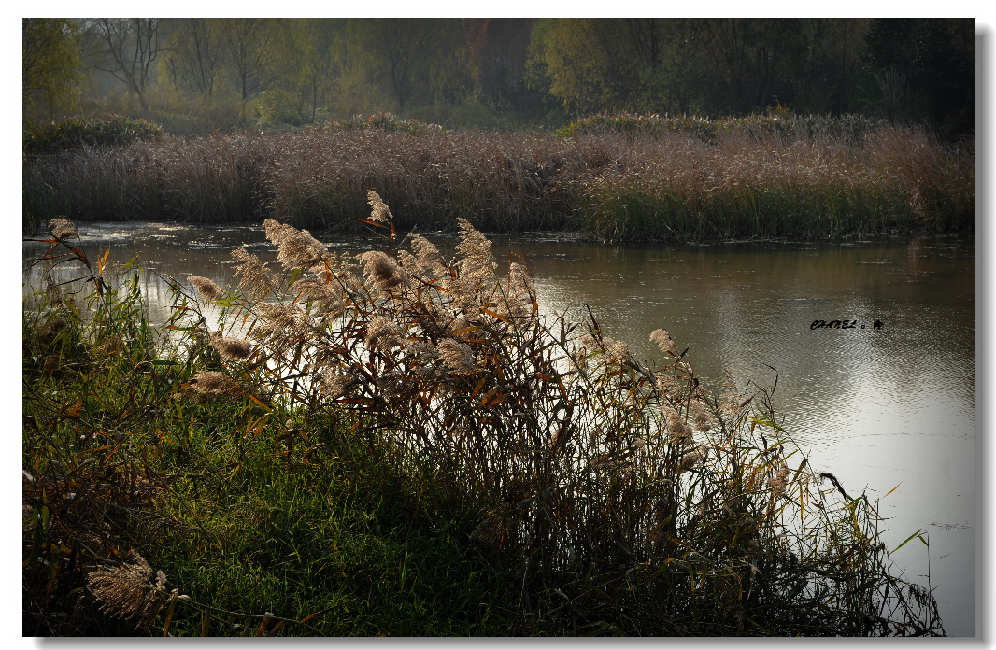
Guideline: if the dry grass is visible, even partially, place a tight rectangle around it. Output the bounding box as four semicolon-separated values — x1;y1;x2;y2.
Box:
23;118;974;242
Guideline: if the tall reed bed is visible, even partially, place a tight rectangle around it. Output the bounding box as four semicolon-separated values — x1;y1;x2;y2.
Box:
23;117;973;243
25;204;943;635
578;126;973;242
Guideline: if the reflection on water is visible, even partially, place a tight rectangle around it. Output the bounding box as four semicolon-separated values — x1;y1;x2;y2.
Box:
23;222;976;636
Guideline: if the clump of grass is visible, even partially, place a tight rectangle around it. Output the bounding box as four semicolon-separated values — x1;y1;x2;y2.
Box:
580;125;972;243
23;133;274;224
22;220;509;636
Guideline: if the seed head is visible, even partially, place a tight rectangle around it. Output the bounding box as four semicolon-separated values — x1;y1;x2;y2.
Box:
318;369;349;399
504;262;536;317
649;328;676;354
187;275;223;301
367;190;393;223
276;230;326;271
49;217;78;240
188;370;238;398
455;218;496;289
365;315;400;350
437;338;477;375
211;335;253;361
692;405;712;431
87;552;170;629
262;218;298;246
769;464;791;498
668;413;693;445
360;250;406;292
253;303;309;355
679;447;705;473
231;247;272;302
604;338;630;365
292;277;343;318
409;234;446;275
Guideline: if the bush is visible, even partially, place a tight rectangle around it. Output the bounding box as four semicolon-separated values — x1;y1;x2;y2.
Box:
256;89;309;129
313;112;445;135
24;116;164;154
556;111;890;147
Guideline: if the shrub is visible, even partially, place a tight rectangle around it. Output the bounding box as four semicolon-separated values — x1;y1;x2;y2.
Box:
313;112;445;135
556;111;889;147
24;115;164;154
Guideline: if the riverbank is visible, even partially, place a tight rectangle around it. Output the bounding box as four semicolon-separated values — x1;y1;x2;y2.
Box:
23;114;973;244
23;215;945;636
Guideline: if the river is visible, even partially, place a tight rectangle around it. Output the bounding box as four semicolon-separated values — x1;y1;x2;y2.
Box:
22;221;976;636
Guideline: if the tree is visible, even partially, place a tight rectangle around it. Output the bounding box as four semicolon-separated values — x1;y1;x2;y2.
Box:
528;19;623;116
22;19;81;123
863;19;974;134
161;19;222;98
343;19;470;114
216;18;276;121
91;19;161;112
267;19;342;123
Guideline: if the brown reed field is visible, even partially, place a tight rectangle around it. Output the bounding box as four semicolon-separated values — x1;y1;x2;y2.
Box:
23;114;973;243
23;202;944;636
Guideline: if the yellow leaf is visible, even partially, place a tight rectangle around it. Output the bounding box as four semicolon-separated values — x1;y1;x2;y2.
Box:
480;307;509;323
248;394;272;411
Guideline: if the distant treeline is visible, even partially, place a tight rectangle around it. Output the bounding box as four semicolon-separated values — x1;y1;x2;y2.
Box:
23;18;974;137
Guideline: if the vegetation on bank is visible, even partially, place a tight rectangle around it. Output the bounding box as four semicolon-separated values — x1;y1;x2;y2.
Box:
23;116;164;155
555;110;890;145
23;113;973;244
23;209;944;636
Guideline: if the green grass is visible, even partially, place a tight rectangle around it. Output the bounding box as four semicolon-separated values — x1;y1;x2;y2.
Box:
22;285;511;636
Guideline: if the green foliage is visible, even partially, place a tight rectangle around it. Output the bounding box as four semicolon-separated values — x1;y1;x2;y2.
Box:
23;19;81;126
256;89;309;128
23;116;164;154
528;19;625;116
314;112;444;135
32;19;973;136
159;19;224;99
556;111;889;146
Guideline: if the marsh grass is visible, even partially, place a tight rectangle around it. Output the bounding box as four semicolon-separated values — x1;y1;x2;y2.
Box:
23;209;944;636
23;115;973;243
